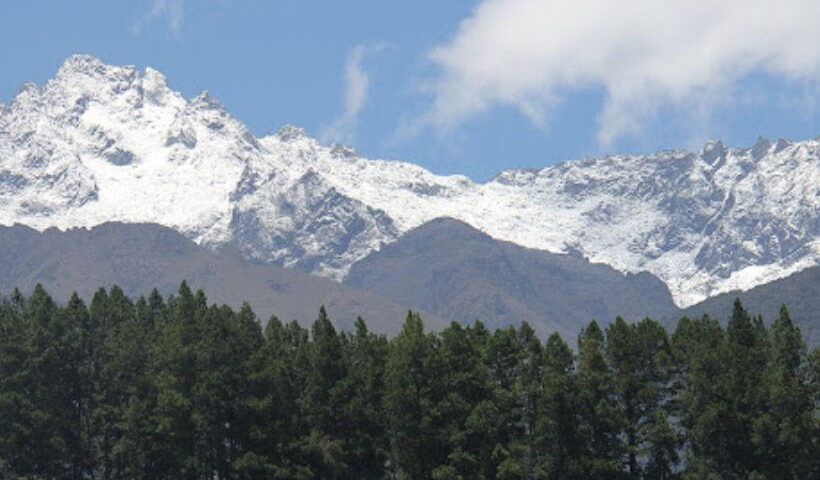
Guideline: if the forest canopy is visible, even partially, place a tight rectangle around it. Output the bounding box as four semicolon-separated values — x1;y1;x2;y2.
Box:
0;282;817;480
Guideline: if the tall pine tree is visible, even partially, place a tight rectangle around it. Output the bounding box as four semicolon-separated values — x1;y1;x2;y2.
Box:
575;321;625;480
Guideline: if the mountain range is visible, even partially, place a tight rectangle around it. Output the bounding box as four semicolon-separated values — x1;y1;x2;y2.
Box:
0;222;450;335
0;219;679;338
1;220;815;345
0;55;817;334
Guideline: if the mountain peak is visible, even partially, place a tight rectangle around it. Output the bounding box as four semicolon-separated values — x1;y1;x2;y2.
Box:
143;67;168;88
58;54;104;73
275;125;307;141
330;143;360;159
701;139;727;163
774;138;792;153
191;91;225;111
751;136;771;159
55;54;137;82
11;81;39;103
404;217;493;244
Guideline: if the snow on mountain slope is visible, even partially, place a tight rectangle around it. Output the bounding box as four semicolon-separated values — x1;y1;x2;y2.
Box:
0;55;250;244
260;132;819;307
0;55;394;277
1;56;818;306
230;142;399;278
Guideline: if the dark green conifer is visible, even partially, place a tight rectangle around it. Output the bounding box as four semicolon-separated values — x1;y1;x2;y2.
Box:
575;320;625;480
537;332;581;480
385;312;437;480
752;305;816;479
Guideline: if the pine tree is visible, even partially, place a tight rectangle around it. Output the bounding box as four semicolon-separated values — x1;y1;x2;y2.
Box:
515;322;546;475
298;306;349;480
337;317;389;480
633;319;678;480
575;320;625;480
809;346;820;479
606;317;642;478
672;314;726;480
151;281;205;480
108;292;166;479
429;322;494;479
224;303;267;478
27;285;73;479
0;289;34;478
537;332;581;480
89;285;139;471
237;315;308;479
719;300;768;478
606;317;678;479
59;293;96;479
483;323;544;479
95;287;151;480
183;302;263;480
752;305;816;479
385;312;437;480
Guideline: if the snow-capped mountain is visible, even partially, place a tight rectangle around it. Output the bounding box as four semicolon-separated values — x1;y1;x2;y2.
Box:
261;131;819;307
1;55;818;307
0;55;396;279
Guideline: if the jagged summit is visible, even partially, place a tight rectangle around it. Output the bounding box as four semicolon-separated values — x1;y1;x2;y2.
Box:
192;91;225;111
54;54;110;77
1;56;818;306
701;139;727;163
54;54;166;88
11;81;39;100
275;125;307;141
330;143;360;159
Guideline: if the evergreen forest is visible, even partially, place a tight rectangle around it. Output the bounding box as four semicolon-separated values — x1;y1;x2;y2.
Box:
0;282;817;480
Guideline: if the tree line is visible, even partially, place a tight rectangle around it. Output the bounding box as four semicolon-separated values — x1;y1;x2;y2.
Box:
0;282;817;480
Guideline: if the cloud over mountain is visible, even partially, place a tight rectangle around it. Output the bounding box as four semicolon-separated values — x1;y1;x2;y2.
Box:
323;44;382;144
427;0;820;147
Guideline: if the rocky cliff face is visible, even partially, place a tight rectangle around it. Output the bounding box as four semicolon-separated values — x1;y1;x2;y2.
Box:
1;55;818;306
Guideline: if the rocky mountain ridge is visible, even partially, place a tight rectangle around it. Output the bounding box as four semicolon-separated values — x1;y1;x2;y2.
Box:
1;55;817;307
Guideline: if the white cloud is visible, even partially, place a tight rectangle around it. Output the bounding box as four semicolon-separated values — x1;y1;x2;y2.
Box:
323;45;383;144
427;0;820;147
134;0;185;37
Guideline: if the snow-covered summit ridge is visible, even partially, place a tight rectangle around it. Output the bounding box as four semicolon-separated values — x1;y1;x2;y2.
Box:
1;55;818;307
0;55;399;279
260;131;819;307
0;54;256;245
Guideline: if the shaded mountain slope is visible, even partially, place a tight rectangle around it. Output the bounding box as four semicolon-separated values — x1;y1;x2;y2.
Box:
0;223;447;335
344;217;679;339
680;265;819;347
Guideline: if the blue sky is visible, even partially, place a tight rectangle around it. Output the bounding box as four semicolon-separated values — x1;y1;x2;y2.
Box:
1;0;818;181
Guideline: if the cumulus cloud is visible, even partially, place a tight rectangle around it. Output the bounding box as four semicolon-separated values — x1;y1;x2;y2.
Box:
323;45;383;144
427;0;820;147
